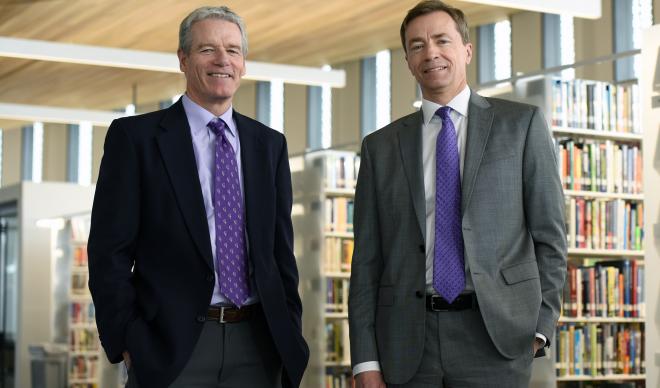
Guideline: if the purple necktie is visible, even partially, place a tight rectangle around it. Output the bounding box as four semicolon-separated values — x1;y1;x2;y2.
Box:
433;106;465;303
208;118;249;307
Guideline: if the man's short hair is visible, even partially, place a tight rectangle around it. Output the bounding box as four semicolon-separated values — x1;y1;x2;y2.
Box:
179;6;248;56
400;0;470;52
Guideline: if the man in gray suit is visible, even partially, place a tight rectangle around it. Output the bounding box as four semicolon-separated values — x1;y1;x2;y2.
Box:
348;1;567;387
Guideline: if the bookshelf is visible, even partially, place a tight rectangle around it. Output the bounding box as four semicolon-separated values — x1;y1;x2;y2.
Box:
512;76;646;388
640;24;660;388
291;150;359;388
67;215;101;388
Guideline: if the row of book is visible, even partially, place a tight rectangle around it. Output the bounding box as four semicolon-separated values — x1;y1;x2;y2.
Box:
72;272;90;295
554;139;642;194
71;301;96;324
70;328;99;352
550;79;640;133
323;237;353;273
326;279;349;313
73;246;89;267
555;323;644;377
324;198;354;233
562;261;645;318
315;153;360;190
69;354;99;381
325;371;353;388
326;320;350;364
566;198;643;251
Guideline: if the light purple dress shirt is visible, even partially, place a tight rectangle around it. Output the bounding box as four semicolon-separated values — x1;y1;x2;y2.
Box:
181;95;258;306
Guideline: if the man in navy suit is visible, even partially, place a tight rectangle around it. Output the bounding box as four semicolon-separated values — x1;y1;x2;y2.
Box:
88;6;308;387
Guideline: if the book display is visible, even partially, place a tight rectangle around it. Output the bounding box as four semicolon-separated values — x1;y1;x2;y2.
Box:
549;79;646;387
67;215;100;388
291;150;359;388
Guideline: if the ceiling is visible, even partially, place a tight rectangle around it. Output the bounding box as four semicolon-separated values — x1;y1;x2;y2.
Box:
0;0;516;128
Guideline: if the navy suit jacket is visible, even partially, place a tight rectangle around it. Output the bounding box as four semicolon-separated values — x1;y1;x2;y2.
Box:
88;99;309;388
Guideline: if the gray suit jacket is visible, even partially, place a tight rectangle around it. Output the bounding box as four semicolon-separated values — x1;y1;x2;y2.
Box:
348;91;567;384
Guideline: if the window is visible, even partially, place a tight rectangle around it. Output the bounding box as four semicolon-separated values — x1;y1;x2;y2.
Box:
67;122;93;185
270;79;284;133
307;78;332;150
361;50;391;138
257;81;284;133
478;20;512;83
0;129;3;186
614;0;653;81
543;14;575;79
21;122;43;182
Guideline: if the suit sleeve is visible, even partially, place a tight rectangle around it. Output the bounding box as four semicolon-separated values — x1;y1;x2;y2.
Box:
87;119;139;363
273;135;304;333
348;138;383;365
522;107;568;345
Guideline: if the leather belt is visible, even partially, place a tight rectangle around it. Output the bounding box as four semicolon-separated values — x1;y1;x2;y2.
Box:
426;294;478;312
206;303;257;323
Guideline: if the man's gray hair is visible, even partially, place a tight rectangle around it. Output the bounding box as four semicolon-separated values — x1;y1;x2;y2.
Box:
179;6;248;56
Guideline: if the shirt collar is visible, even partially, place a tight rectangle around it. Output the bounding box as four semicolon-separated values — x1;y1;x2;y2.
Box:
421;86;471;125
181;94;237;138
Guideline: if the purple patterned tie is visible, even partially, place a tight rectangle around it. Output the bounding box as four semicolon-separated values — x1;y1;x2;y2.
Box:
433;106;465;303
208;118;249;307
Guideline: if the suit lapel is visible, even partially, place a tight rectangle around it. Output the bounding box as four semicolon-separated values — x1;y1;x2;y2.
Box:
462;91;493;214
397;111;426;242
233;111;267;259
156;100;214;269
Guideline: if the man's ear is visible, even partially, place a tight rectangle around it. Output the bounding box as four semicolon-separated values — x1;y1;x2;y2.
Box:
177;49;187;73
465;43;473;65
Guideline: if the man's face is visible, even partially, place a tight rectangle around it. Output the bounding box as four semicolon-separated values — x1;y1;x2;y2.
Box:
177;18;246;112
405;11;472;102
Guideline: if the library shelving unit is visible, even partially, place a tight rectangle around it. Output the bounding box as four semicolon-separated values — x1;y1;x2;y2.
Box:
640;24;660;388
513;76;646;388
66;215;101;388
291;149;359;388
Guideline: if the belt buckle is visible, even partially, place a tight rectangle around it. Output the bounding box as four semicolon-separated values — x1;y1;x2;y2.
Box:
219;307;227;323
432;296;449;312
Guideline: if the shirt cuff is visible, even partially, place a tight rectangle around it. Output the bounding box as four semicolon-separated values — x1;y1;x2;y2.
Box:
353;361;381;376
535;332;548;347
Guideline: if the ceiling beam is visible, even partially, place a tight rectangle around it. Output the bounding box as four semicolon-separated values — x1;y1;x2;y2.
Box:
0;37;346;88
0;102;125;126
458;0;601;19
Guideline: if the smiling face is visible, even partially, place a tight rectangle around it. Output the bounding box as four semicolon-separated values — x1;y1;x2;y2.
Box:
177;18;246;115
404;11;472;105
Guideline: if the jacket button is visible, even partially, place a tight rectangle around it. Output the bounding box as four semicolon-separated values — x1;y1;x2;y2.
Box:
196;315;206;323
415;290;424;298
419;244;425;253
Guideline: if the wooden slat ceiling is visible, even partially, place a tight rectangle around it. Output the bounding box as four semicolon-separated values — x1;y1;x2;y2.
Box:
0;0;515;128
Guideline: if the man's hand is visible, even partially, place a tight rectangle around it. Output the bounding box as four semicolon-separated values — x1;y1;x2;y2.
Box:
355;370;386;388
533;337;545;355
123;351;132;370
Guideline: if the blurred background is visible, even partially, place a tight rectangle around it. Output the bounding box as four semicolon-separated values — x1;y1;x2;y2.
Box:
0;0;659;387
